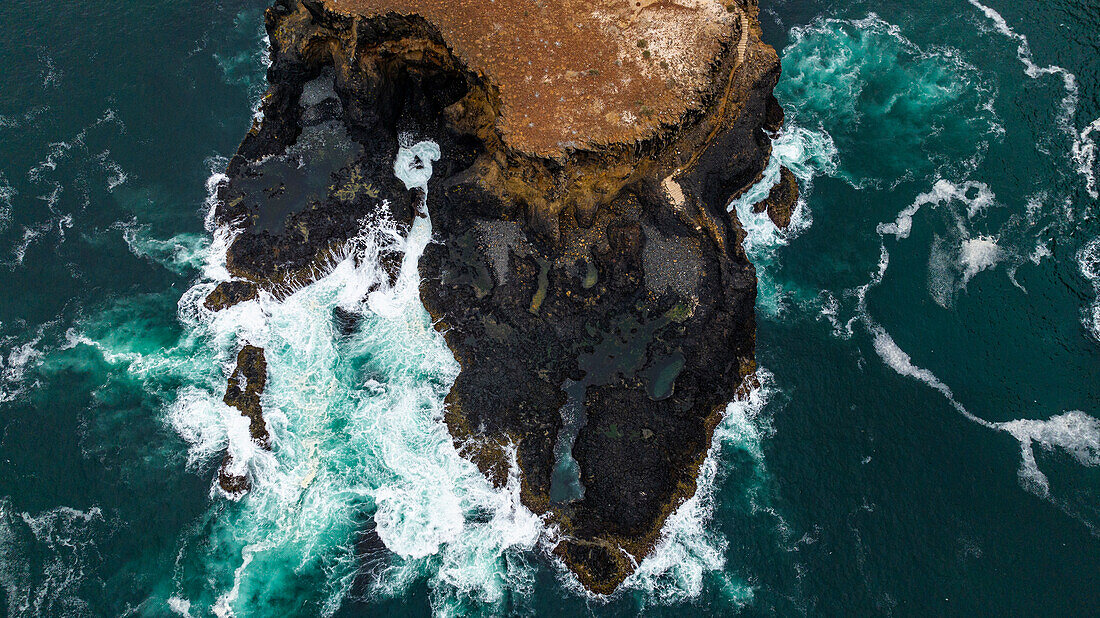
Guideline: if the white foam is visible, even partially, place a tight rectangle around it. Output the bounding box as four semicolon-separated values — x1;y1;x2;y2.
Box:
367;140;441;319
730;125;838;250
393;138;441;192
0;339;42;403
1078;237;1100;341
959;235;1003;285
865;310;1100;512
623;372;773;607
116;219;208;275
0;322;55;404
167;596;193;617
866;320;990;426
999;411;1100;497
968;0;1096;197
877;179;995;239
1029;240;1051;265
877;180;1004;306
926;233;958;308
104;140;553;616
728;125;837;316
253;34;273;125
167;386;233;470
0;172;14;233
202;160;230;232
858;197;1100;513
38;52;61;88
0;501;106;617
846;244;890;338
817;290;849;339
1072;118;1100;199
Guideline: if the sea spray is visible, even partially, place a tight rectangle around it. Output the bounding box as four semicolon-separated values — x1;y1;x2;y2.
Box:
367;139;440;319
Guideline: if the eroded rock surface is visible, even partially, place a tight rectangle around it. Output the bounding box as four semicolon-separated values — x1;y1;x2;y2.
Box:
207;0;784;593
217;344;270;495
754;164;799;229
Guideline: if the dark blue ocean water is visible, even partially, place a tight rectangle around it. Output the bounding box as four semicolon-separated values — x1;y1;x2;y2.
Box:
1;0;1098;615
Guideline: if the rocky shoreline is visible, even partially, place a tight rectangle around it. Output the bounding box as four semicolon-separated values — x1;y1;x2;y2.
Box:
206;0;795;593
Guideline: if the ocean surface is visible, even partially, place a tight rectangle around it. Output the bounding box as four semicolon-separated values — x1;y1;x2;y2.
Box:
1;0;1098;615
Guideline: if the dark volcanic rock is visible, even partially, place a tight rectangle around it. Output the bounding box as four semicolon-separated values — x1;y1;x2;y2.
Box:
211;0;783;593
757;165;799;229
223;344;270;446
217;344;270;495
204;280;258;311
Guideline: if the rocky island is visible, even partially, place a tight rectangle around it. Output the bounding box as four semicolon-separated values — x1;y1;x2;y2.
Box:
207;0;795;594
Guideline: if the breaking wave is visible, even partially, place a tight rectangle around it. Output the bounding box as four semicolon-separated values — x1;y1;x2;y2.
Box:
74;141;547;616
51;132;794;614
624;371;777;608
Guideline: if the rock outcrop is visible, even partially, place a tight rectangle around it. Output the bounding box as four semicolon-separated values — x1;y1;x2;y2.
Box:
754;165;799;229
217;344;269;495
206;0;784;593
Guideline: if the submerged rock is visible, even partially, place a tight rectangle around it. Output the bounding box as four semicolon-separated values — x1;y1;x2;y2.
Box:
211;0;784;593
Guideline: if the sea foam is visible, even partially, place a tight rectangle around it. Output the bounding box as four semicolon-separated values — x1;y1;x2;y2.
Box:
0;501;109;617
1079;237;1100;341
967;0;1097;199
778;14;998;187
728;125;837;316
855;194;1100;524
142;141;551;617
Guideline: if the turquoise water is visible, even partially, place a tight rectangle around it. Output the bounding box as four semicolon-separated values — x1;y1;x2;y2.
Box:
1;0;1098;615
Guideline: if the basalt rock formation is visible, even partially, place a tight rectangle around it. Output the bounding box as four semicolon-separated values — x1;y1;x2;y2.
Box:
754;165;799;229
207;0;784;593
217;344;269;495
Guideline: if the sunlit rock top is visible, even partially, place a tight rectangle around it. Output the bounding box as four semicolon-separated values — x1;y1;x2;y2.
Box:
326;0;747;157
